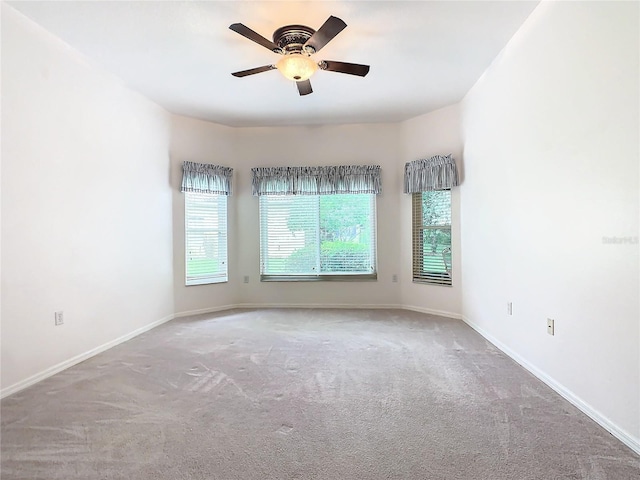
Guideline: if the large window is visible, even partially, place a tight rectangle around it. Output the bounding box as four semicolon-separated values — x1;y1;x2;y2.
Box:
259;194;377;280
185;192;228;285
412;190;452;285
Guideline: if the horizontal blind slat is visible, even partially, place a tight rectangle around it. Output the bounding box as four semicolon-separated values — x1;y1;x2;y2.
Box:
412;191;451;286
185;192;228;285
260;194;376;278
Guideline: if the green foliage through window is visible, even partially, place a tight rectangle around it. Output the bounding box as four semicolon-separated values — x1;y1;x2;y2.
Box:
413;191;452;285
185;193;228;285
260;194;376;279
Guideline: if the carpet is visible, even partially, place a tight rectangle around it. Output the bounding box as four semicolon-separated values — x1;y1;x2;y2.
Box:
1;308;639;479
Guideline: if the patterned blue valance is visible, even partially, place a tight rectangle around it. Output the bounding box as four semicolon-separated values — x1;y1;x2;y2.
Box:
252;165;382;196
404;155;459;193
181;161;233;195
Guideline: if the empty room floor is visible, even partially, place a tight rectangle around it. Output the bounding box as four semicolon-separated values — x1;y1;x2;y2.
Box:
1;309;639;479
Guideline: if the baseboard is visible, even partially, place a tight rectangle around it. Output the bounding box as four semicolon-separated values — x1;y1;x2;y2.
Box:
174;303;407;317
1;303;441;399
11;304;635;459
0;313;175;399
461;315;640;456
173;304;242;318
402;305;462;320
174;303;459;319
238;302;406;310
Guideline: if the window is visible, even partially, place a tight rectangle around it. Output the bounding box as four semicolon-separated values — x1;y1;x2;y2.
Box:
185;192;228;285
259;194;377;280
412;190;452;285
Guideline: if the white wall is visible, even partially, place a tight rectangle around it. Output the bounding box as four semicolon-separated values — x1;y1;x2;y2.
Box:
1;5;174;393
169;119;404;312
400;105;463;317
460;0;639;448
235;124;403;307
170;116;240;315
3;0;638;456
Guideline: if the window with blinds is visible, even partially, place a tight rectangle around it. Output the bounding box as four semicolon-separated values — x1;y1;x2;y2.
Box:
259;194;377;281
185;192;228;285
412;191;452;286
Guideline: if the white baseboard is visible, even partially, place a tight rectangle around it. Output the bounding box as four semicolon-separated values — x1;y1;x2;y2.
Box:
461;315;640;456
402;305;462;320
5;304;638;458
173;304;242;318
2;303;414;399
237;302;405;310
174;303;407;318
0;313;175;399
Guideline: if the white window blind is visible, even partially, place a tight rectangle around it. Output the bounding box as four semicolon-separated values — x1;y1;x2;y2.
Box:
185;192;228;285
412;191;452;286
259;194;377;281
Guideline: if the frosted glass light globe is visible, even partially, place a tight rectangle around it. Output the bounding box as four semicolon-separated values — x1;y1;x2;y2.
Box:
276;54;318;81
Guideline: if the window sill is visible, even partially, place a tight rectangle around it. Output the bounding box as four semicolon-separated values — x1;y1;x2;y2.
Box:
261;274;377;282
186;278;228;286
412;278;452;287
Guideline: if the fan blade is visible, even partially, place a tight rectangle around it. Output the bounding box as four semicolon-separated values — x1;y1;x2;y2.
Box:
304;16;347;53
231;65;276;77
297;79;313;96
229;23;282;53
321;60;370;77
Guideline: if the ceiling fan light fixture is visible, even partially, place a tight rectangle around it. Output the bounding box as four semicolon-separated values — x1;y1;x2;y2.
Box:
230;17;369;95
276;54;318;81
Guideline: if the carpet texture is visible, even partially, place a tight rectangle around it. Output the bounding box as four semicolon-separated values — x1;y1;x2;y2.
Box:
1;309;639;479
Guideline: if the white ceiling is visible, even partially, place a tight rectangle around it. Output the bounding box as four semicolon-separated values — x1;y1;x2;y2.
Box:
8;1;540;127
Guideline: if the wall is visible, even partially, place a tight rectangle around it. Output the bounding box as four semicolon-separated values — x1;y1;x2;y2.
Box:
400;105;463;317
4;0;638;456
170;116;240;315
169;120;404;312
460;0;639;449
235;124;403;307
1;5;174;393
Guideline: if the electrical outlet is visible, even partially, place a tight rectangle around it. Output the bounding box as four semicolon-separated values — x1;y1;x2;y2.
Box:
243;276;249;284
507;302;513;316
392;274;398;283
55;311;64;326
547;318;555;336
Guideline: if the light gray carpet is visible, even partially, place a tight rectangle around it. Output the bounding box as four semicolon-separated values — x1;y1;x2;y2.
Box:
1;309;639;479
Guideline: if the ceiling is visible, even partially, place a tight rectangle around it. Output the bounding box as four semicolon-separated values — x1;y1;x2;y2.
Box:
8;1;540;127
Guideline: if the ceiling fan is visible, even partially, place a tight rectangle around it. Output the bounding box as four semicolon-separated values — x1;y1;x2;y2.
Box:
229;16;370;96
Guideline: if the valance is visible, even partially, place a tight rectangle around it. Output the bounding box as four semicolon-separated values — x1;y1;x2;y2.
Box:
181;161;233;195
252;165;382;196
404;155;459;193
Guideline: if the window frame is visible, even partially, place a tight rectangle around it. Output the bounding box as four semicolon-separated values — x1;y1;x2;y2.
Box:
259;193;378;282
412;190;452;286
184;192;228;286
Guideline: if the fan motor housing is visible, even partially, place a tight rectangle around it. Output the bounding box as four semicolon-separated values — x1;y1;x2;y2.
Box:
273;25;316;54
